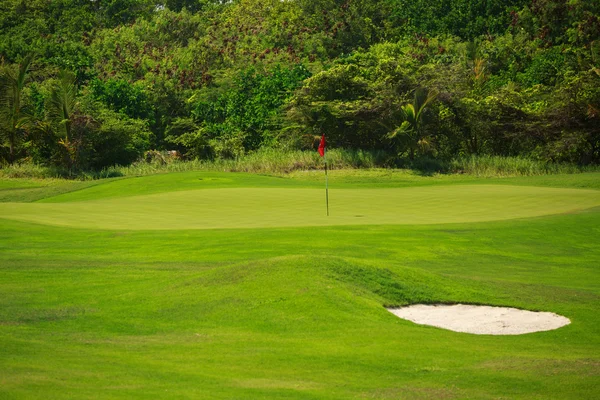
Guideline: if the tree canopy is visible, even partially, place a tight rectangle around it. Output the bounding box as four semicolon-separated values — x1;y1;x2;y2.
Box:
1;0;598;169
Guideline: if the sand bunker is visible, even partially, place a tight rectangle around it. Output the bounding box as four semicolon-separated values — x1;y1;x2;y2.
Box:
387;304;570;335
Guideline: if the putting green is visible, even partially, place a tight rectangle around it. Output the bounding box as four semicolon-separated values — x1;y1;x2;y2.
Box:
3;184;600;230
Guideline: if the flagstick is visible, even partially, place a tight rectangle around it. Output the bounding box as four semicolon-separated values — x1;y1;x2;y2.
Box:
324;147;329;216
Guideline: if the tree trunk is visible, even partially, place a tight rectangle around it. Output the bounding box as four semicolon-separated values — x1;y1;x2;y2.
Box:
9;135;14;164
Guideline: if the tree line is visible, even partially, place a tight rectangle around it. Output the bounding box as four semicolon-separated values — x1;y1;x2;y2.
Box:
1;0;599;171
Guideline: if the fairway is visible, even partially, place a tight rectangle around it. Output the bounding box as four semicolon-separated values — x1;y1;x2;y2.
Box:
2;184;600;230
1;171;599;399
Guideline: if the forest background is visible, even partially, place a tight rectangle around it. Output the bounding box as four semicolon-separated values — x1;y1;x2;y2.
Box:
0;0;599;174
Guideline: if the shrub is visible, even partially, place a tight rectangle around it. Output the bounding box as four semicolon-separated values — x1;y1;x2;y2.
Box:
84;109;152;169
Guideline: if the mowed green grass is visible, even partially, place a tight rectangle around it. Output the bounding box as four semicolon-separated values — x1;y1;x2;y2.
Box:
1;171;599;399
3;170;600;230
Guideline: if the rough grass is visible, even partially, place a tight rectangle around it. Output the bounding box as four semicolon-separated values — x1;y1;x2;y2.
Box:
0;171;599;399
110;148;392;176
2;150;598;180
0;149;391;179
449;155;599;177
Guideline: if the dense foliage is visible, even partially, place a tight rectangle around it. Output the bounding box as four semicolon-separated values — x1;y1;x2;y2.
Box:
1;0;599;170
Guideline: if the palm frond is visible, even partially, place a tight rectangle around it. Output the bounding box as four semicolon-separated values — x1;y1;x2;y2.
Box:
0;53;34;160
413;87;438;124
386;121;411;139
49;70;78;140
17;54;34;91
0;67;17;116
0;53;34;111
401;104;416;124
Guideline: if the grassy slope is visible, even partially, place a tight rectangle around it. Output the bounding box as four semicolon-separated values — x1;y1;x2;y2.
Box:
0;171;599;399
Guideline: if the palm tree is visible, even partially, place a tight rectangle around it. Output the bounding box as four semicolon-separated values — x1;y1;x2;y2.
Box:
0;53;34;163
48;70;77;142
387;87;438;160
48;70;78;171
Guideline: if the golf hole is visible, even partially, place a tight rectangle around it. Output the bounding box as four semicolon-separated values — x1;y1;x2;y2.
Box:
387;304;571;335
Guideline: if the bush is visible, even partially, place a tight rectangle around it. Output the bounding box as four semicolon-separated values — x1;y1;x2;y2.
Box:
84;109;152;169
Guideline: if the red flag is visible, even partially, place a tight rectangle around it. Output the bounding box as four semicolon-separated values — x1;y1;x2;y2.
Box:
318;134;326;157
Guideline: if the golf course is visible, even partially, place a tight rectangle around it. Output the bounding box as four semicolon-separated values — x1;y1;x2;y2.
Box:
1;170;599;399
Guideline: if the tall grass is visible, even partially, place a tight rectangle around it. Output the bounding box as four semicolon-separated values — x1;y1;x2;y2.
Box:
449;155;599;177
1;151;598;180
0;162;67;179
0;162;125;180
108;148;394;177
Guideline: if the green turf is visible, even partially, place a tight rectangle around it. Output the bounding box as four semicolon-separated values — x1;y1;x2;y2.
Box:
0;171;599;399
3;185;600;230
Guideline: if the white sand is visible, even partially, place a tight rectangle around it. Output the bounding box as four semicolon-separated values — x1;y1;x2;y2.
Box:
387;304;570;335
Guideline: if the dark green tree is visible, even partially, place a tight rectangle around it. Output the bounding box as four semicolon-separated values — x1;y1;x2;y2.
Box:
0;53;34;163
387;88;438;160
48;70;79;170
